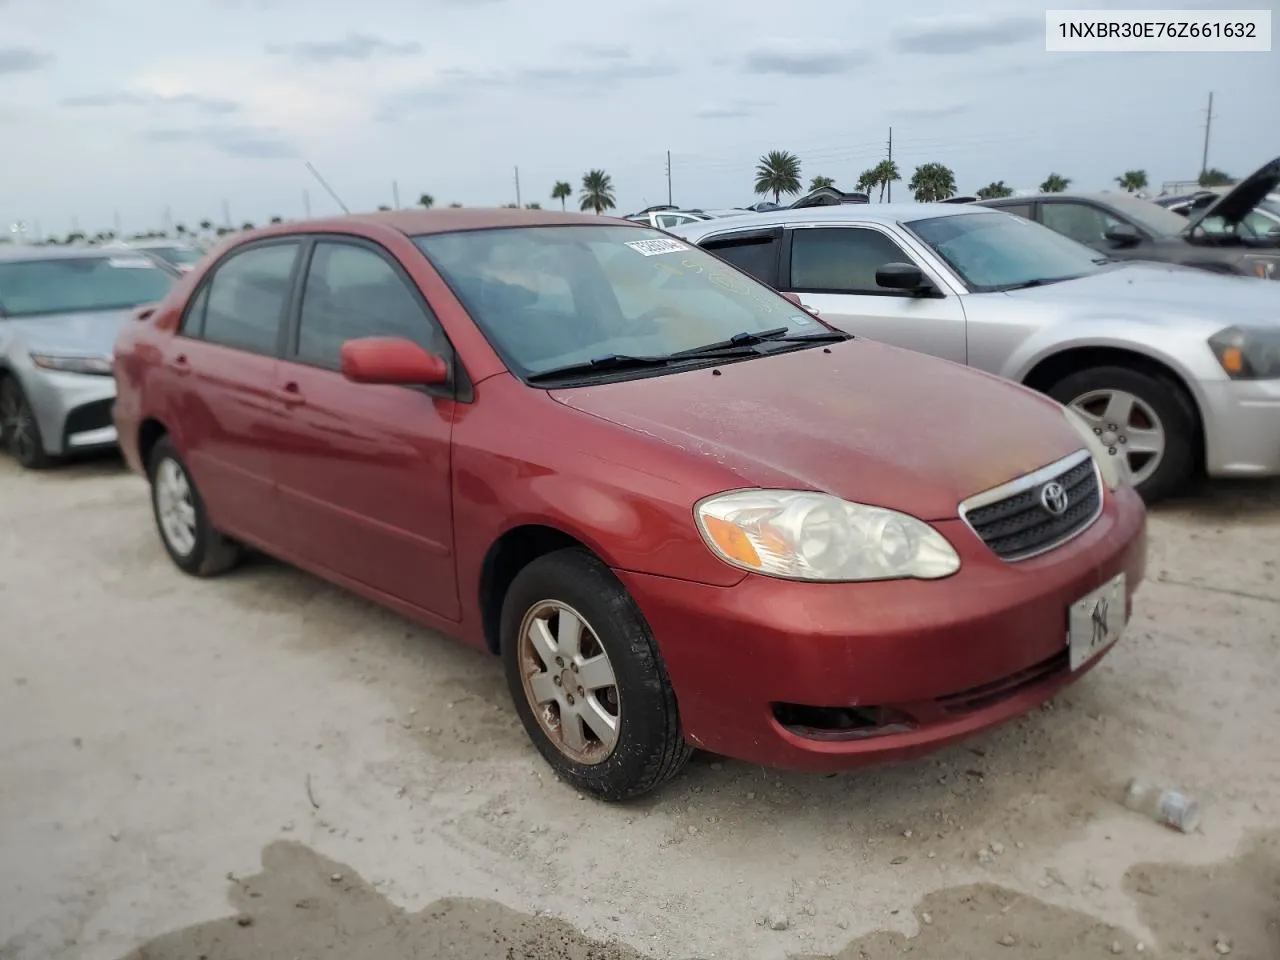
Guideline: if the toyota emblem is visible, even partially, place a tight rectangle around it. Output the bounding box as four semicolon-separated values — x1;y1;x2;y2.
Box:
1040;481;1069;515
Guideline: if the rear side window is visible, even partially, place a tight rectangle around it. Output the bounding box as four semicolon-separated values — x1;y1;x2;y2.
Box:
701;231;781;285
294;241;444;368
198;242;300;355
994;203;1034;220
788;227;915;295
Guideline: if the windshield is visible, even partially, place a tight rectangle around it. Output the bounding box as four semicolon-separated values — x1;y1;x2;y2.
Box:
907;212;1105;292
414;225;828;379
144;246;203;267
0;254;176;318
1097;194;1187;236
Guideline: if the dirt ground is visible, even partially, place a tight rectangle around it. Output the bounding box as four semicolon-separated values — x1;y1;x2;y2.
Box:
1;455;1277;960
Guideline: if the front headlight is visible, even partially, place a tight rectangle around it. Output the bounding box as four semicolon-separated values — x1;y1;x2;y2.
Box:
695;490;960;582
1063;405;1125;490
1208;325;1280;379
30;353;113;376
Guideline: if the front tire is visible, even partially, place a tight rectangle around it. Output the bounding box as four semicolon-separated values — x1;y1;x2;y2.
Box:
0;377;57;469
1047;365;1197;503
501;548;691;800
148;436;241;576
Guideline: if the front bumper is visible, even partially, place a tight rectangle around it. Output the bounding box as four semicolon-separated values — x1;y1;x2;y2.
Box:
25;369;118;456
1200;377;1280;477
617;484;1147;770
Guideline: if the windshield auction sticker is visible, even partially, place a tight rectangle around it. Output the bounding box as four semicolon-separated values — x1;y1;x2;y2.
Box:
626;238;688;256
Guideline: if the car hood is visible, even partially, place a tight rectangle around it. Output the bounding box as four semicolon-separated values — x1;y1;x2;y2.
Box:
3;309;134;356
549;339;1085;521
1003;262;1280;325
1185;155;1280;230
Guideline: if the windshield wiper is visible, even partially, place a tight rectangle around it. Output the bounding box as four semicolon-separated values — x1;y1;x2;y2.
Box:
526;353;677;382
669;326;848;357
998;276;1078;291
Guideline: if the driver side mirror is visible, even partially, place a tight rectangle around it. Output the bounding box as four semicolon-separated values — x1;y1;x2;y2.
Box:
340;337;449;386
1103;222;1142;247
876;262;935;295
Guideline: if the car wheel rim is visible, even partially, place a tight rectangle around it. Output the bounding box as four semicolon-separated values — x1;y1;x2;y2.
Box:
1069;388;1165;487
1;386;38;462
517;600;621;766
155;458;198;557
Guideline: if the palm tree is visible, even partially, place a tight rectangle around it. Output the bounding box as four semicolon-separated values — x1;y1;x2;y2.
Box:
240;221;255;231
199;219;213;232
269;215;283;224
754;150;802;203
809;175;835;192
551;180;573;210
579;170;616;214
908;163;957;202
855;168;877;196
1199;168;1232;187
377;204;391;211
1115;170;1148;193
448;202;463;208
418;193;434;209
872;159;901;202
1040;173;1071;193
525;202;542;210
175;223;187;236
976;180;1014;199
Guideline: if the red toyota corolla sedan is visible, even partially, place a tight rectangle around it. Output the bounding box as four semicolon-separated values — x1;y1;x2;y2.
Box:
112;209;1147;800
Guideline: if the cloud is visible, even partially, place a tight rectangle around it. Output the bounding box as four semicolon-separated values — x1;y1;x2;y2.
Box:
740;40;869;76
267;33;422;63
0;46;53;75
896;104;970;121
61;90;240;114
140;124;296;158
564;42;630;60
696;99;770;120
894;15;1041;54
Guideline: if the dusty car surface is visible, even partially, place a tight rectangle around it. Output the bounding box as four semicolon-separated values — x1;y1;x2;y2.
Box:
112;208;1146;800
0;246;177;467
670;204;1280;501
977;157;1280;281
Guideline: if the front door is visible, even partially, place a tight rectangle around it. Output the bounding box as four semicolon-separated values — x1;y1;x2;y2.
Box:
781;225;968;365
270;237;459;620
168;239;302;545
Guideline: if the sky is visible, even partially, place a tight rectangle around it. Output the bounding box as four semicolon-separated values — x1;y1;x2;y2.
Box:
1;0;1276;239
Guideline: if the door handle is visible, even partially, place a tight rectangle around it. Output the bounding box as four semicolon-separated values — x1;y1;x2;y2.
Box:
170;354;191;375
276;382;305;408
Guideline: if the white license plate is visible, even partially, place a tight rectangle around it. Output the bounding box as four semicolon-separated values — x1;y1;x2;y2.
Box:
1068;573;1127;671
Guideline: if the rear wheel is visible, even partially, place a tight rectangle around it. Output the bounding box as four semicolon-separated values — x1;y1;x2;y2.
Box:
0;377;57;469
501;548;691;800
1047;365;1196;503
148;436;241;576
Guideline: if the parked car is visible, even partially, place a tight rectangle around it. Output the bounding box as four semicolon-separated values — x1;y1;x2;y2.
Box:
129;240;207;273
112;209;1145;799
975;156;1280;281
789;186;871;209
669;203;1280;501
0;246;178;467
625;208;714;230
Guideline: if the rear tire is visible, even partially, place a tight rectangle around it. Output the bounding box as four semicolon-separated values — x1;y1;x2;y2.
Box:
501;548;691;800
148;436;241;576
1047;365;1196;503
0;376;58;470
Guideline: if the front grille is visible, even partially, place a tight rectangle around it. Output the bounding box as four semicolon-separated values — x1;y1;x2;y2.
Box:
961;451;1102;561
63;398;115;438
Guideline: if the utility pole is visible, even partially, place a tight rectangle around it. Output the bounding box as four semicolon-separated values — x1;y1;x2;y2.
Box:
113;210;122;237
514;166;522;208
303;189;312;219
163;205;173;236
1200;92;1215;179
222;199;231;228
886;127;893;203
666;150;673;206
392;180;401;210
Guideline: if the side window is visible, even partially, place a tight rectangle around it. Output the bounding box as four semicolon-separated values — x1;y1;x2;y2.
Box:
701;232;780;285
181;283;210;335
1040;203;1122;246
788;227;916;295
995;203;1034;220
295;241;443;368
201;242;300;354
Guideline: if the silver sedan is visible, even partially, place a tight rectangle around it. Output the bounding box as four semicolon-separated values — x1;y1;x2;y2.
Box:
669;205;1280;501
0;246;178;468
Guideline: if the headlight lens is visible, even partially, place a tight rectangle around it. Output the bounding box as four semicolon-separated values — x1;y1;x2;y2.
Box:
695;490;960;582
1062;405;1125;490
1208;325;1280;379
30;353;113;376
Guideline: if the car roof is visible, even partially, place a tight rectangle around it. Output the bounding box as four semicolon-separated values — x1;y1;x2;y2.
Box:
280;207;636;237
0;244;129;263
668;202;992;233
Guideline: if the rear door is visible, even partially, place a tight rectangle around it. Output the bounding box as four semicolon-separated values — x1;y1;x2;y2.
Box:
169;239;301;545
269;237;460;619
779;224;968;364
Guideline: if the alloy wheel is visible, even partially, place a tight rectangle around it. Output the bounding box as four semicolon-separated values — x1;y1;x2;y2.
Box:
1069;388;1166;487
155;458;198;557
517;600;621;765
0;382;40;464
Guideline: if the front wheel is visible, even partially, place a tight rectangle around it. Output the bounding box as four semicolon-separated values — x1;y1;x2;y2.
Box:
1047;365;1197;503
0;377;57;469
501;548;691;800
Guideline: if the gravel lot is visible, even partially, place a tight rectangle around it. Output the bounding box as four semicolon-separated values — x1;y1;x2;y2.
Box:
2;455;1277;960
